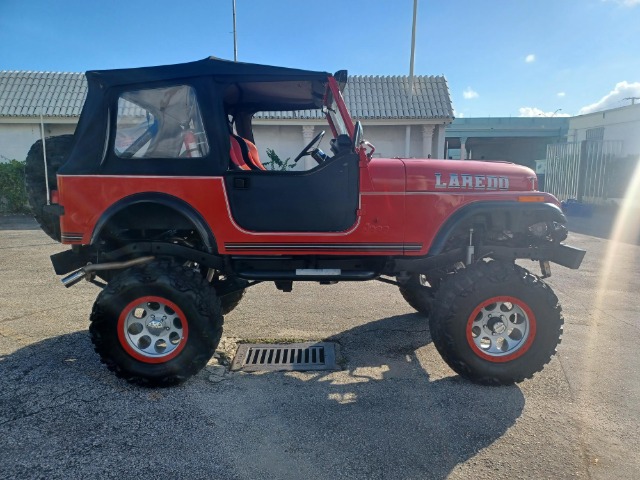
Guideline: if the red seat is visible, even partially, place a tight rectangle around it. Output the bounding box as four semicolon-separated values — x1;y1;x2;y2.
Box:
230;134;266;171
229;135;251;170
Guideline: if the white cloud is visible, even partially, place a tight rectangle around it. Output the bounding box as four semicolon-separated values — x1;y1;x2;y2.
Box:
557;92;566;97
463;87;479;99
525;54;536;63
518;107;570;117
578;81;640;114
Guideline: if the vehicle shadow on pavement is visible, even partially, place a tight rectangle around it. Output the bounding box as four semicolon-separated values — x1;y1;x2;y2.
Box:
0;215;41;231
0;318;525;479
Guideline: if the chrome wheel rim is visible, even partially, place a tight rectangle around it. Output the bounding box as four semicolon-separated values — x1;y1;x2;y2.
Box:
121;298;186;359
468;297;532;358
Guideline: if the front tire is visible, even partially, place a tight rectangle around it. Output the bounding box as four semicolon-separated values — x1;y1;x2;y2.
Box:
429;261;563;385
89;260;223;387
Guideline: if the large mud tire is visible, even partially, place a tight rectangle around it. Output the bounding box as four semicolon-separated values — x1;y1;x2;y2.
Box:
211;276;248;315
24;134;74;241
89;260;223;387
429;261;563;385
220;290;245;315
397;273;436;316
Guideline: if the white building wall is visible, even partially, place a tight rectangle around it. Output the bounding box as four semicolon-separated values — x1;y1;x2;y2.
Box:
569;104;640;156
1;119;448;165
363;123;445;158
252;122;444;170
0;124;41;162
0;122;76;163
252;124;324;171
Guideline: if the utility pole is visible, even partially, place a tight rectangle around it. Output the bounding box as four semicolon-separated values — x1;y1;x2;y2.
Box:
232;0;238;62
623;97;639;105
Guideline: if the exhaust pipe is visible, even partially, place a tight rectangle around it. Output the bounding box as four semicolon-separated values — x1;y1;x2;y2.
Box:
61;256;155;288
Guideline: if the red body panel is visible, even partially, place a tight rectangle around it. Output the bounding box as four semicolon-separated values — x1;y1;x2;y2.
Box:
57;157;555;257
403;159;537;192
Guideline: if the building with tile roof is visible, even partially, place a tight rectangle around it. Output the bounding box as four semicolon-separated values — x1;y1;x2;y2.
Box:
0;70;453;164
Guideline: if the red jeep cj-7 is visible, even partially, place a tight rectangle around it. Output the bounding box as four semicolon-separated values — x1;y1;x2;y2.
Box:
25;57;585;386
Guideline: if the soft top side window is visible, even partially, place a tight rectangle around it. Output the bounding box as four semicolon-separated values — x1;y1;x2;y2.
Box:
115;85;209;159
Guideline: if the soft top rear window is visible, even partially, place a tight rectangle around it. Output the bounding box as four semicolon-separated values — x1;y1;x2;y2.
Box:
115;85;209;159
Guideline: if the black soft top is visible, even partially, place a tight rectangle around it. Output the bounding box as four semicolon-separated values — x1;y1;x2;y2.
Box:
60;57;334;176
86;56;330;88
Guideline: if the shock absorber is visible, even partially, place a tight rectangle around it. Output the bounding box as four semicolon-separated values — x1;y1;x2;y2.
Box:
466;228;475;265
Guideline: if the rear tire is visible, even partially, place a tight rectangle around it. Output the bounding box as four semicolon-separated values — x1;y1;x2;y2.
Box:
24;134;74;241
220;290;245;315
89;260;223;387
397;273;436;316
429;261;563;385
211;276;247;315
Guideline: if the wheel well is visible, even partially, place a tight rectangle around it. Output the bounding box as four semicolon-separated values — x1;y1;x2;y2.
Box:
430;202;567;255
91;195;216;252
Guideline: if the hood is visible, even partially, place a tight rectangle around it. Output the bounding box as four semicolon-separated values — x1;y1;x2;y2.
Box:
401;159;538;192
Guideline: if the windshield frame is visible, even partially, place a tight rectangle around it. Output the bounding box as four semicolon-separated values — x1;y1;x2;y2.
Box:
324;76;354;139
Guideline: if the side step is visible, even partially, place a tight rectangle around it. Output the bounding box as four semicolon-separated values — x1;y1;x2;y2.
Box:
235;269;377;281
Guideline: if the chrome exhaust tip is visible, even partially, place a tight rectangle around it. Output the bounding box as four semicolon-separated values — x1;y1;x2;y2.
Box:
61;269;86;288
60;256;155;288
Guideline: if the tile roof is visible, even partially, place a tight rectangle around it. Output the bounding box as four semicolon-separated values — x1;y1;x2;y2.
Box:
256;75;453;120
349;75;453;119
0;71;87;117
0;71;452;120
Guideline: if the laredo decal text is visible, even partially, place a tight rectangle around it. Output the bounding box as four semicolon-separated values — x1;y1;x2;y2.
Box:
435;173;509;190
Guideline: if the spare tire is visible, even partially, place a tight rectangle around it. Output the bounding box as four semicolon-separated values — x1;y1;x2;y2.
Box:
24;134;74;241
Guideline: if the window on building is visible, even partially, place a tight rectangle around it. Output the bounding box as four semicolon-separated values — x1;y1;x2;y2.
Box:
586;127;604;142
115;85;209;158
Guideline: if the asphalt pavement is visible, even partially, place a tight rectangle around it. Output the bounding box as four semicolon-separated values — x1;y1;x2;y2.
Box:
0;214;638;479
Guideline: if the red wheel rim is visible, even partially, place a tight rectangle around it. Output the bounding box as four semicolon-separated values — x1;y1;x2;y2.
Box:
466;296;537;363
117;296;189;364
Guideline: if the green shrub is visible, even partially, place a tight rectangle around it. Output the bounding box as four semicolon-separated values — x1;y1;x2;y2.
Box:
263;148;295;171
0;160;30;214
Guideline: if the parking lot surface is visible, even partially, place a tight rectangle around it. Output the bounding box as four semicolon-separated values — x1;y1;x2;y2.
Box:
1;215;639;479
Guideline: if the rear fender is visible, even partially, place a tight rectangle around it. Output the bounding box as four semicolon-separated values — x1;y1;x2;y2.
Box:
91;193;216;253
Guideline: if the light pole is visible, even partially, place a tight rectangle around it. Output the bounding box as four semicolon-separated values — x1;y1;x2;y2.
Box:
409;0;418;89
232;0;238;62
538;109;562;117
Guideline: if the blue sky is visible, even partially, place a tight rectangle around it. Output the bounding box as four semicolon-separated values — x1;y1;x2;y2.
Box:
1;0;639;118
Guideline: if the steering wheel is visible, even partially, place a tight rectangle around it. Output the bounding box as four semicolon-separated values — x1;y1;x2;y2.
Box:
293;130;325;163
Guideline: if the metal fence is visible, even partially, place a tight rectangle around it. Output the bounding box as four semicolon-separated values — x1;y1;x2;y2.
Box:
545;140;623;204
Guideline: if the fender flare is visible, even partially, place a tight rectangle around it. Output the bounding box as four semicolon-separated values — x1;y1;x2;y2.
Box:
429;201;566;256
91;193;217;253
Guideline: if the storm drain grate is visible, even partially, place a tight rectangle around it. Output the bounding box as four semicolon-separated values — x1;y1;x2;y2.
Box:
231;342;338;372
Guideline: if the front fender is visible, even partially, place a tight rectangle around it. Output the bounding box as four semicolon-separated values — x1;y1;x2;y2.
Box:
429;201;567;256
